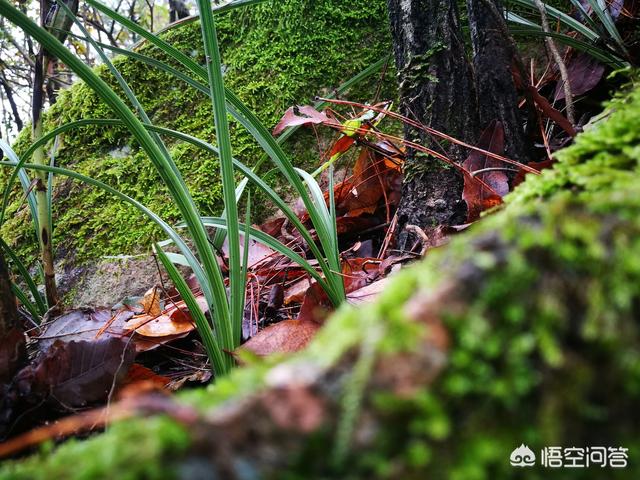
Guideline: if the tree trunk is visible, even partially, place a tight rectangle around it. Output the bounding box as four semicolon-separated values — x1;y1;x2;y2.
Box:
387;0;478;250
0;251;25;385
466;0;532;163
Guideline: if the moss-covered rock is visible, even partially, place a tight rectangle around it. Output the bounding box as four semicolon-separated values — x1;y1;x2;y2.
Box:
3;81;640;479
1;0;393;265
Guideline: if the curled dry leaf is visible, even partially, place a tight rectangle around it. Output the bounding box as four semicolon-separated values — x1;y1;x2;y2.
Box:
139;286;163;316
124;296;208;338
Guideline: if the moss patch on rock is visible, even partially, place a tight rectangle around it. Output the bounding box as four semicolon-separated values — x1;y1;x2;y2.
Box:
1;0;394;265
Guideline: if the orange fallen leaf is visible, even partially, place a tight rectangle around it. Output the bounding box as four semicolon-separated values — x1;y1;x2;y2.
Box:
125;296;208;338
139;286;162;316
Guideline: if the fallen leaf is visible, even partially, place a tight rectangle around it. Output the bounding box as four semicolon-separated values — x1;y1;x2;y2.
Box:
15;338;136;408
166;369;212;391
528;86;577;137
124;296;208;338
117;364;170;398
273;105;336;135
240;319;321;356
38;308;130;351
554;52;605;100
347;277;392;305
139;286;162;316
462;120;509;222
222;232;276;268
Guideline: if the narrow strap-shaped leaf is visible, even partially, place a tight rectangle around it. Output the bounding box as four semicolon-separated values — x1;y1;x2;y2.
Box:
154;244;230;374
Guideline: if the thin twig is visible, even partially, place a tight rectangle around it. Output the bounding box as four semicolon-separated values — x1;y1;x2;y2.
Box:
534;0;576;125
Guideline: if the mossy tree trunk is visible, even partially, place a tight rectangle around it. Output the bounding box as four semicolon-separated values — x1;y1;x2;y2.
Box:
388;0;533;250
467;0;533;163
387;0;478;250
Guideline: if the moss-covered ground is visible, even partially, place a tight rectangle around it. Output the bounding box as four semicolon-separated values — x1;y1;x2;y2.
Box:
1;0;394;265
2;77;639;479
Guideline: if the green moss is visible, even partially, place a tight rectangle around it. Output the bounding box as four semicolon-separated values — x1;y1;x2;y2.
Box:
0;417;189;480
1;0;393;265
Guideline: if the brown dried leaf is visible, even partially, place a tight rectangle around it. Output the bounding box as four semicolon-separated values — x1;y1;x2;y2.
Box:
16;338;136;408
240;319;321;356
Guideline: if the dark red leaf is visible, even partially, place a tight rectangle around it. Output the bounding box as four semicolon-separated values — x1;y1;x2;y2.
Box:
554;52;605;100
240;319;321;356
17;338;136;408
528;86;578;137
462;121;509;222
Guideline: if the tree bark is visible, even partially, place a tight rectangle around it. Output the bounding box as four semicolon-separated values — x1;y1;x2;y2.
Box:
0;75;24;133
466;0;533;163
387;0;478;250
169;0;190;23
0;251;25;385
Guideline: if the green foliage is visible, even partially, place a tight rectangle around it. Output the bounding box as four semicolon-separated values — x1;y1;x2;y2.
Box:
1;0;393;264
0;416;189;480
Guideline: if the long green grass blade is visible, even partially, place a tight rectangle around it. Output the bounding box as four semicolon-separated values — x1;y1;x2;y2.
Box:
11;282;42;320
196;0;241;347
13;117;343;304
0;237;46;315
511;0;600;41
0;139;39;235
79;0;346;305
585;0;627;54
508;25;627;68
154;244;228;375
